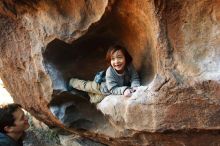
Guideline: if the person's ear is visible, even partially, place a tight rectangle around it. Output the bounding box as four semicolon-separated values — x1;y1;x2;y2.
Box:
4;126;13;133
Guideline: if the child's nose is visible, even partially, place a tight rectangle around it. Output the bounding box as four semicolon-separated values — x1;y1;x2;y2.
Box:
115;59;119;63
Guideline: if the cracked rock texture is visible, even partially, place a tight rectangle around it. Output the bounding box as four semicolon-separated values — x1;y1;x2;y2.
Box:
0;0;220;145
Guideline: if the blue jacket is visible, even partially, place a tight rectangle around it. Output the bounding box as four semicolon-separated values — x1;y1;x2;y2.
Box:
0;132;22;146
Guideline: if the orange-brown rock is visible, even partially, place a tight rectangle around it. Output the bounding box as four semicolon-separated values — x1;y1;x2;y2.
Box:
0;0;220;145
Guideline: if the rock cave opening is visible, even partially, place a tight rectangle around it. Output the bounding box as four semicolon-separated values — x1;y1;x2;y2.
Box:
43;36;115;131
42;0;157;132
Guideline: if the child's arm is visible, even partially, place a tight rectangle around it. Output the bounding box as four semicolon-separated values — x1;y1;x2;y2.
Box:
106;74;129;95
106;67;129;95
128;64;140;87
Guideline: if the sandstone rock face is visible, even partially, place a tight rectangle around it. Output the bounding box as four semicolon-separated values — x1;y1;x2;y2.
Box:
0;0;220;145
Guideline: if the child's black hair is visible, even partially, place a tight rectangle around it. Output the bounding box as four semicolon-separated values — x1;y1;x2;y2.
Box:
106;45;132;66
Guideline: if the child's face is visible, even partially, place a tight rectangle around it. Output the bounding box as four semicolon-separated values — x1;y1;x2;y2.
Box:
111;49;126;73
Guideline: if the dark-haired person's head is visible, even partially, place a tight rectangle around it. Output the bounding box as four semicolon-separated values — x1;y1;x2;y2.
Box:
106;45;132;66
0;103;29;141
106;45;132;74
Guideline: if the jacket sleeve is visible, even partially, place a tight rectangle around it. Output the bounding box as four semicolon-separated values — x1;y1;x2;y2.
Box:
129;64;140;87
106;67;129;95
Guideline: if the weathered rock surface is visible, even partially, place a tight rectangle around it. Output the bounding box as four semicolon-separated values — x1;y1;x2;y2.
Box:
0;0;220;145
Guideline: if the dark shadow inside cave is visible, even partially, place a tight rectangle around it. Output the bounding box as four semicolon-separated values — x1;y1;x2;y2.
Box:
42;5;156;131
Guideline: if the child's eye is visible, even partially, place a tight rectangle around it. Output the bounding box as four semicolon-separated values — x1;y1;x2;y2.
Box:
117;56;123;59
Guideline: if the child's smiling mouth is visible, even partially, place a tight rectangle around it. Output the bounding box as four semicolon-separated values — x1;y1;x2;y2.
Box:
114;64;122;68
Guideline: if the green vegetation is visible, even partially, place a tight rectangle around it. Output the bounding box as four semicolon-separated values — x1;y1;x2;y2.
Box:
24;114;61;146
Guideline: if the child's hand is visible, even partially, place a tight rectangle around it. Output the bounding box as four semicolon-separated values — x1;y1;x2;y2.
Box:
131;87;138;92
123;88;132;97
